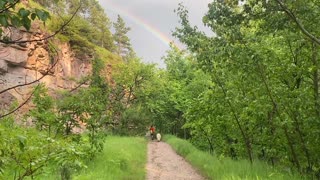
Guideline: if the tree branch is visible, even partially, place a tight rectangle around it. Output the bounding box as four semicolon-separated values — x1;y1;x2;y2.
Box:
0;84;38;119
69;78;90;92
275;0;320;45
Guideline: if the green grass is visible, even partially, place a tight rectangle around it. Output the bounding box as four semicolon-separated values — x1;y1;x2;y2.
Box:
163;135;305;180
74;136;147;180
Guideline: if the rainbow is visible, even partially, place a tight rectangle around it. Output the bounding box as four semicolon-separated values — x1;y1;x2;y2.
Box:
104;1;180;49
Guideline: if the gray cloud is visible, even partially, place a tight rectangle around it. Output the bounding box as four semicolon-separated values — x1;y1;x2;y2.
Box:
98;0;212;68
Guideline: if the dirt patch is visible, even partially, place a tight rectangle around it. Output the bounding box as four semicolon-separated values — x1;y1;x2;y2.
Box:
146;141;204;180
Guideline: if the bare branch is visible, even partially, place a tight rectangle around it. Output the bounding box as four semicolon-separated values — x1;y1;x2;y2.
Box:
69;78;90;92
0;84;38;119
275;0;320;46
13;87;27;97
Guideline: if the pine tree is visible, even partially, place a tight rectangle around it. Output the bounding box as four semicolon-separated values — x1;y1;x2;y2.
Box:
113;15;132;60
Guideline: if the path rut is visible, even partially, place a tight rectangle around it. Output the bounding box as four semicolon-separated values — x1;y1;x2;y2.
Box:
146;141;205;180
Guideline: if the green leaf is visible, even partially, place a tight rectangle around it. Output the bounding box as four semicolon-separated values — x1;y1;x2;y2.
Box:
35;9;45;20
42;11;50;21
10;15;20;27
0;1;6;9
0;15;8;27
22;17;31;30
18;8;30;17
31;13;37;20
17;135;27;151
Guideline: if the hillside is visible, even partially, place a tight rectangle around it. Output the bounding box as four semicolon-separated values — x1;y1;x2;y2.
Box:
0;0;121;117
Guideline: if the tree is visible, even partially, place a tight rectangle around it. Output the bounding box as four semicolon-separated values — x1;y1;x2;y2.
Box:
87;0;114;51
169;1;320;177
113;15;132;60
110;57;157;134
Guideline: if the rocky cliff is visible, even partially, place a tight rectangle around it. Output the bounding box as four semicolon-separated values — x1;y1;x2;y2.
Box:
0;25;92;113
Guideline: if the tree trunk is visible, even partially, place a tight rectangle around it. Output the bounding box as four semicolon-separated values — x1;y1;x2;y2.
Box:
213;73;253;163
257;62;301;171
292;112;311;171
312;42;320;119
283;126;301;171
200;127;214;154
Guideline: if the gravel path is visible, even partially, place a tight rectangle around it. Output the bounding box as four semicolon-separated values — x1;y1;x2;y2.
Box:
146;141;205;180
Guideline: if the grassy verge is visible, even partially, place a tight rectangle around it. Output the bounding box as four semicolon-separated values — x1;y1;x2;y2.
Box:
74;136;147;180
163;135;304;180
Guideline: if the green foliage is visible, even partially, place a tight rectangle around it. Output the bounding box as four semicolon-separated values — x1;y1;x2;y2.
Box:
74;136;147;180
29;84;57;135
150;1;320;178
0;117;89;180
54;16;96;56
113;15;133;60
57;59;109;152
119;104;153;135
109;57;159;135
43;0;114;56
0;0;49;40
164;135;303;180
0;57;111;179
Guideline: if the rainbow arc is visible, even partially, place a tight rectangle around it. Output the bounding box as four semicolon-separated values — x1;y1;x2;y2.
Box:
105;1;180;49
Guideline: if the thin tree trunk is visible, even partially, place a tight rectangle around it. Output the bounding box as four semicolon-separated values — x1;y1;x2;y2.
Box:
200;127;214;154
283;126;301;171
267;106;277;166
286;40;312;171
292;112;311;171
257;62;301;171
213;73;253;163
312;42;320;119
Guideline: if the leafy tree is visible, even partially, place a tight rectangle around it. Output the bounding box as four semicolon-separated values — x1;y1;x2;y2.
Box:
110;57;157;134
169;1;320;177
87;0;114;51
29;84;57;136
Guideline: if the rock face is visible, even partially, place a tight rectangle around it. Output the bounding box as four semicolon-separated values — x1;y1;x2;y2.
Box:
0;26;92;113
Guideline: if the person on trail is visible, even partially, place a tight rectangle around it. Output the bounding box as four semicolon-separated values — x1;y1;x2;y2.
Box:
150;125;155;140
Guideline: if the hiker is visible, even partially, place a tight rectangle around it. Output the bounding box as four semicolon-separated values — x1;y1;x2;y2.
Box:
150;125;155;140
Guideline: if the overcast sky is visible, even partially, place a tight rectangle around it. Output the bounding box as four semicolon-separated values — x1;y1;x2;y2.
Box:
98;0;212;68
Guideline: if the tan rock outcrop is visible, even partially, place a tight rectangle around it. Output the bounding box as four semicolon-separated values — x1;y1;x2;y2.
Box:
0;26;93;114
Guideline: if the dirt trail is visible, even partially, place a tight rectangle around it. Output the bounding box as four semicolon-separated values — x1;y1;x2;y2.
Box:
146;141;205;180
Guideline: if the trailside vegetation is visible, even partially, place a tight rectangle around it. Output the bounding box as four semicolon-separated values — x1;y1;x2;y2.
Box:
73;136;147;180
148;1;320;178
0;57;110;179
164;135;304;180
0;0;155;179
1;0;116;179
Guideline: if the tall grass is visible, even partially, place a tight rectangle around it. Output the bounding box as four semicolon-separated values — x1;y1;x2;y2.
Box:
163;135;305;180
74;136;147;180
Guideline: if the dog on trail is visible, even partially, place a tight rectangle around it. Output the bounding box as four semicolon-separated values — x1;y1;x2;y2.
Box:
156;133;161;142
